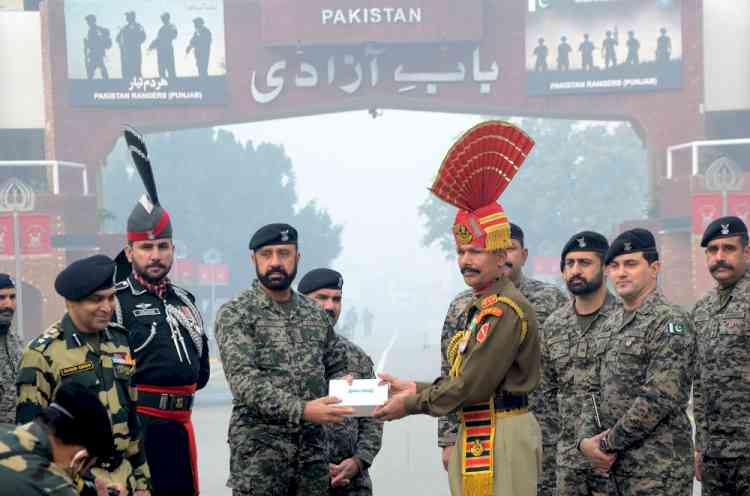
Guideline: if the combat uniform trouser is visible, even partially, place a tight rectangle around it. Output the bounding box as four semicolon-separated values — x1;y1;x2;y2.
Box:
91;459;137;495
229;428;329;496
557;466;609;496
448;411;542;496
609;462;692;496
703;456;750;496
539;444;556;496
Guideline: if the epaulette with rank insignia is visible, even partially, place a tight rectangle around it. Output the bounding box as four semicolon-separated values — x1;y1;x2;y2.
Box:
114;280;130;291
29;323;63;352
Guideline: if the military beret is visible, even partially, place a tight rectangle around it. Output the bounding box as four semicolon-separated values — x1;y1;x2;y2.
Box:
604;228;658;265
510;223;524;244
560;231;609;270
249;223;298;250
298;268;343;295
700;216;748;247
51;382;114;460
0;273;14;290
54;255;115;301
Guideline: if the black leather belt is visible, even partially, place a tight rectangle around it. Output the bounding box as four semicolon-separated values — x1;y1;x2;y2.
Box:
138;390;194;411
493;392;528;411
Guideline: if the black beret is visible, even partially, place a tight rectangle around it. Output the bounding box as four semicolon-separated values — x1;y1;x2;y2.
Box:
249;223;298;250
560;231;609;270
55;255;115;301
0;273;14;290
510;223;524;244
700;216;748;247
51;382;114;460
604;228;658;265
298;268;343;295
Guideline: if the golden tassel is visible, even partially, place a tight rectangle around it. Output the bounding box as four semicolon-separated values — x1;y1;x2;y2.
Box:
484;223;511;251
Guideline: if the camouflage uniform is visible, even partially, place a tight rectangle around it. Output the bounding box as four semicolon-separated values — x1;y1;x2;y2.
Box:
15;315;150;493
519;276;568;496
692;268;750;494
326;336;382;496
0;420;77;495
541;293;618;496
437;289;474;449
0;328;22;423
580;290;695;495
215;280;350;496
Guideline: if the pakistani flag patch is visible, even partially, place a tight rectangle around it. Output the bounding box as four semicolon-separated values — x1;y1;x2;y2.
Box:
667;322;686;335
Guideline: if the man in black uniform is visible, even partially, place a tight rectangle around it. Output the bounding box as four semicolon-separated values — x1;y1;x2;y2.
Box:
149;13;178;79
186;18;212;77
116;11;146;81
84;14;110;80
113;127;209;496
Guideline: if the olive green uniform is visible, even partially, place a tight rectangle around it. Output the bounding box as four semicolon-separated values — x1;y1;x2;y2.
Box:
405;278;542;496
15;315;150;493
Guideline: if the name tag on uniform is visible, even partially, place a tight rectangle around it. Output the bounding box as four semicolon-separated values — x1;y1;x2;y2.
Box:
133;303;161;317
60;362;95;377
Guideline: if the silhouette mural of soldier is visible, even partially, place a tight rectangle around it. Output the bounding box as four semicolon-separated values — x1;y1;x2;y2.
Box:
579;33;595;71
187;17;212;77
149;12;178;79
117;11;146;80
533;37;549;72
557;35;571;71
83;14;111;80
656;27;672;64
602;29;618;69
625;30;640;65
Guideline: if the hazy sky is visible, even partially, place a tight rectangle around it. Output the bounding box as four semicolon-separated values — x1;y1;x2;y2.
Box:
225;110;484;347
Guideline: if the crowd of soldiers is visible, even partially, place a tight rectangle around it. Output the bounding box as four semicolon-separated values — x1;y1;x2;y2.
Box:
84;11;212;81
532;27;673;72
0;120;749;496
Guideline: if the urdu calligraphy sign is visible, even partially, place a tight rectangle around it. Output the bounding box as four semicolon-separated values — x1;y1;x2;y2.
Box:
251;45;500;104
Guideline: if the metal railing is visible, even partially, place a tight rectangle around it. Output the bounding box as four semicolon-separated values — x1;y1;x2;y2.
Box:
666;138;750;179
0;160;88;195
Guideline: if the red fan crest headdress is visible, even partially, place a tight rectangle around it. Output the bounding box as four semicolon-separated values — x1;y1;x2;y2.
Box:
430;121;534;251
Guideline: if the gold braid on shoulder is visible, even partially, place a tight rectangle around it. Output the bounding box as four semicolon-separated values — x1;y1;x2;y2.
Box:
448;330;470;377
495;296;528;342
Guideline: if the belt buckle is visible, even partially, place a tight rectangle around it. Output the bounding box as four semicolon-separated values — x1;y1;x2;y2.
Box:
175;396;184;409
159;393;169;410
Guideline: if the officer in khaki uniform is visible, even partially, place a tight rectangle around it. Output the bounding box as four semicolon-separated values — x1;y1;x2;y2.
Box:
692;216;750;494
375;120;542;496
15;255;151;495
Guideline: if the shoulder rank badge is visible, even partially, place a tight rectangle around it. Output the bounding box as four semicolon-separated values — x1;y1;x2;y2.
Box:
476;322;491;343
480;294;499;308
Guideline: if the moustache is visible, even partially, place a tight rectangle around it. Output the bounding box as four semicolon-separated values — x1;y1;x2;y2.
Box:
147;263;166;269
0;309;12;316
709;261;734;273
264;267;289;277
568;276;587;285
461;267;480;275
325;309;336;319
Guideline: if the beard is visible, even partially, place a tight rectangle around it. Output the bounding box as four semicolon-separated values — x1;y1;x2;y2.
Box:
0;309;12;333
257;264;298;291
132;258;172;284
566;272;604;296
